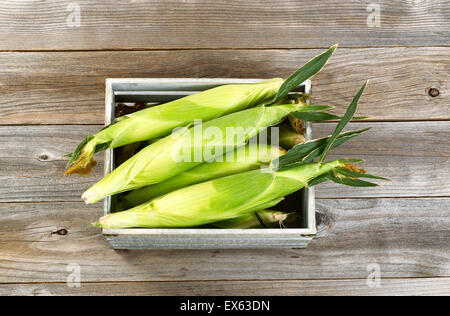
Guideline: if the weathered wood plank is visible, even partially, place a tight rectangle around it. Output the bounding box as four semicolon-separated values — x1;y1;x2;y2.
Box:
1;48;449;125
0;0;449;50
313;122;450;198
0;122;448;202
0;125;102;202
1;278;449;296
0;198;448;283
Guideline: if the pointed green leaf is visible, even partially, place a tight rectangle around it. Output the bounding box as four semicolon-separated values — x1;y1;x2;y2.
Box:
295;105;333;112
276;128;371;170
338;159;365;164
318;81;369;163
335;168;390;181
292;111;369;122
307;173;332;187
300;128;371;163
292;111;341;122
67;135;94;165
270;44;338;105
328;173;379;187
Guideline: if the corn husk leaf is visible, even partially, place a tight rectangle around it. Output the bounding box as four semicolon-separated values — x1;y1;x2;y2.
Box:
277;128;306;149
120;144;286;209
65;78;284;175
307;170;381;188
275;128;371;170
95;77;389;229
307;173;331;187
83;104;329;204
67;45;337;176
269;44;338;105
326;172;380;187
334;167;389;181
213;210;296;229
319;81;368;163
292;111;368;122
97;160;344;229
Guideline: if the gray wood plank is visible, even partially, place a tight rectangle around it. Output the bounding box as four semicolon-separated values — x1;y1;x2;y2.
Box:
1;278;449;296
0;198;448;283
313;122;450;198
0;125;102;202
0;0;449;50
0;122;448;202
1;48;449;125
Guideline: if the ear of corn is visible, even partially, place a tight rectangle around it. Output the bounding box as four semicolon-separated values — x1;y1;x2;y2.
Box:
120;144;286;209
96;155;385;229
212;210;296;229
65;45;338;176
95;80;388;229
66;79;282;176
82;103;331;204
277;128;306;149
96;159;346;229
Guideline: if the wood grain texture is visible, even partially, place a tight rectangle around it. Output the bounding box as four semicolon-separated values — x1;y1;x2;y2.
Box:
1;278;449;296
0;122;448;202
0;0;448;50
0;125;102;202
313;121;450;198
0;198;448;283
1;0;448;297
1;48;449;125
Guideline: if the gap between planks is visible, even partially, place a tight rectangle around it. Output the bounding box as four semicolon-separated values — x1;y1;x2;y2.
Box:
1;196;449;205
2;275;450;285
2;118;450;127
0;45;450;53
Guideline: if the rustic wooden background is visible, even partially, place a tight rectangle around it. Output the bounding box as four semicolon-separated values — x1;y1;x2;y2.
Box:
0;0;449;296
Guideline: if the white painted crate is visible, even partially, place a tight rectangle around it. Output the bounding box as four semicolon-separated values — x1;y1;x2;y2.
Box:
103;78;315;249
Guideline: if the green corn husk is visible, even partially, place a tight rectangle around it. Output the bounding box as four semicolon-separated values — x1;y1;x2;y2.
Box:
213;210;296;229
120;125;369;209
95;159;350;229
278;128;306;149
94;81;388;229
82;103;331;204
120;144;286;209
66;45;338;176
65;79;282;176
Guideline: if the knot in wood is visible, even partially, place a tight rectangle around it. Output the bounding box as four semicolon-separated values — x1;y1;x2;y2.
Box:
428;88;440;97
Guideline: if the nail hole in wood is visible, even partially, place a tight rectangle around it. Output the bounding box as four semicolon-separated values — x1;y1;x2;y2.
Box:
428;88;440;97
38;154;49;161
